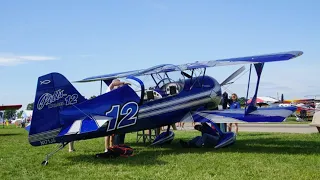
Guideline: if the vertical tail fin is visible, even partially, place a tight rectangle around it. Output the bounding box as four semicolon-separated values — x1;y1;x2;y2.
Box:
28;73;86;146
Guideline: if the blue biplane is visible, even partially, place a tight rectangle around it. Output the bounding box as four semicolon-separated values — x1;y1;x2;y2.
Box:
26;50;303;165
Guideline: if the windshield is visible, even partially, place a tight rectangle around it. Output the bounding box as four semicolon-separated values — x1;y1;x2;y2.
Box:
136;66;185;103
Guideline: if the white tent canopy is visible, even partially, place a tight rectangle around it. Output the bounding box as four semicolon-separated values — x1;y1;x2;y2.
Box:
22;110;33;119
247;96;279;104
257;96;279;103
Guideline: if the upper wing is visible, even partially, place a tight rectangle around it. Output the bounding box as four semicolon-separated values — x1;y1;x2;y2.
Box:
75;64;172;83
76;51;303;83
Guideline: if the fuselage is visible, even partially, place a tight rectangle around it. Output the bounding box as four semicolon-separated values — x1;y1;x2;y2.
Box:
114;75;222;134
28;74;222;146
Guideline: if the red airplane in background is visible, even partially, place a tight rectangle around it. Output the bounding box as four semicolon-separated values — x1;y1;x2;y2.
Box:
0;105;22;111
0;104;22;127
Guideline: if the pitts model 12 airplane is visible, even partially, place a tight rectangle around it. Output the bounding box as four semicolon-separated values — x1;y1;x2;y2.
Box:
26;50;303;165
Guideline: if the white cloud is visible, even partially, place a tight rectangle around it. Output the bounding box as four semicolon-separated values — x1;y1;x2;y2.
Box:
0;53;57;66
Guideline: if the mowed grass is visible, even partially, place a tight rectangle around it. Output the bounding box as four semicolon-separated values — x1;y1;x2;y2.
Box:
0;126;320;180
281;117;312;124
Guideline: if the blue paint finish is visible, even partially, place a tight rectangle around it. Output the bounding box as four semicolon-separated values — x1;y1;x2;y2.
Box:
127;76;145;105
246;63;264;114
215;132;236;148
200;106;297;123
229;101;241;109
27;50;303;147
76;51;303;82
29;72;141;146
152;131;175;146
30;72;86;136
57;124;72;137
80;118;98;134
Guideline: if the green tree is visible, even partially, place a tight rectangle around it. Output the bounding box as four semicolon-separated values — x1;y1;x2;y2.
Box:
89;95;97;99
27;102;34;110
17;110;24;118
4;109;17;120
238;97;247;106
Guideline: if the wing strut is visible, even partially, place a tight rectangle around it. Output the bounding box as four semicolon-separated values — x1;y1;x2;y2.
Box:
201;68;207;87
244;64;252;113
100;80;103;95
245;63;265;115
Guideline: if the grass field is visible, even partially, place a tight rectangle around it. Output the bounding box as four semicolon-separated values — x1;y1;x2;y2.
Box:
0;126;319;180
281;117;312;124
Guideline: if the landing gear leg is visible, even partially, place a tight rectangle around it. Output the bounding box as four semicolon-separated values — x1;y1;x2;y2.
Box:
166;125;170;134
208;122;236;149
151;125;175;146
41;142;68;166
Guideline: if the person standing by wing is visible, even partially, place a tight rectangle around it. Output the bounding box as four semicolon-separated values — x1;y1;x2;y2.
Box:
68;79;131;153
108;79;130;91
228;93;241;134
105;79;130;152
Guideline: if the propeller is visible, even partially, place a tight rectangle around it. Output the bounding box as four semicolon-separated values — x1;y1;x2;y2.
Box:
220;66;246;86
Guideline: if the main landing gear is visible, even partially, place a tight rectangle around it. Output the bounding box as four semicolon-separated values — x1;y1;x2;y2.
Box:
41;142;68;166
151;125;175;146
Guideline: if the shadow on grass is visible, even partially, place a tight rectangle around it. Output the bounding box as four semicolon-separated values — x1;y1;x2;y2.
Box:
66;135;320;166
0;133;23;137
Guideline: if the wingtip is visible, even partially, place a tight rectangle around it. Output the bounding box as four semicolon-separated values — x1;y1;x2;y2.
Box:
290;51;303;57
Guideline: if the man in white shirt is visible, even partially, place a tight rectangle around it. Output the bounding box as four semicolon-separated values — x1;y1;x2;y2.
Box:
69;79;131;153
109;79;130;90
105;79;130;152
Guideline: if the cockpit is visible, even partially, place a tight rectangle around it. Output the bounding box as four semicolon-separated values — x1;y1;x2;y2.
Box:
122;68;185;104
143;81;184;101
80;63;219;106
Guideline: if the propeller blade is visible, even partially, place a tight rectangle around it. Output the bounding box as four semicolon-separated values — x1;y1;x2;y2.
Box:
220;66;246;86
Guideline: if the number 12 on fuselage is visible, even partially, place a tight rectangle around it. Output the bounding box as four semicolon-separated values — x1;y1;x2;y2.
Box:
105;102;139;132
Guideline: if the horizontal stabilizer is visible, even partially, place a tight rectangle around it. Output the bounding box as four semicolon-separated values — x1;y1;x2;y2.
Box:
58;116;113;137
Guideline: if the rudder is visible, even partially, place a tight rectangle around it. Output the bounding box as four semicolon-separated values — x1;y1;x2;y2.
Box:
28;72;86;146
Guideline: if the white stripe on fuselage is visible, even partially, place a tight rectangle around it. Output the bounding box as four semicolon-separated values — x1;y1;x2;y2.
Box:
139;90;212;113
138;97;212;119
65;120;82;135
195;112;245;123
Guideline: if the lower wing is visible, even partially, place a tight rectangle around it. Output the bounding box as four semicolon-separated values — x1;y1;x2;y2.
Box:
185;106;297;124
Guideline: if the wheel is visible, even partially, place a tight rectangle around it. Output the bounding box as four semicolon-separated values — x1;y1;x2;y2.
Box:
41;160;48;166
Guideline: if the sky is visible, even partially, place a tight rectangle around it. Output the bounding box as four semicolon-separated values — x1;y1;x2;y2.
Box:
0;0;319;110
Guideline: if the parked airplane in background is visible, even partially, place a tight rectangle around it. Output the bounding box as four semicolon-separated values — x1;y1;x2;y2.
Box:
278;98;316;119
0;104;22;127
26;50;303;165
